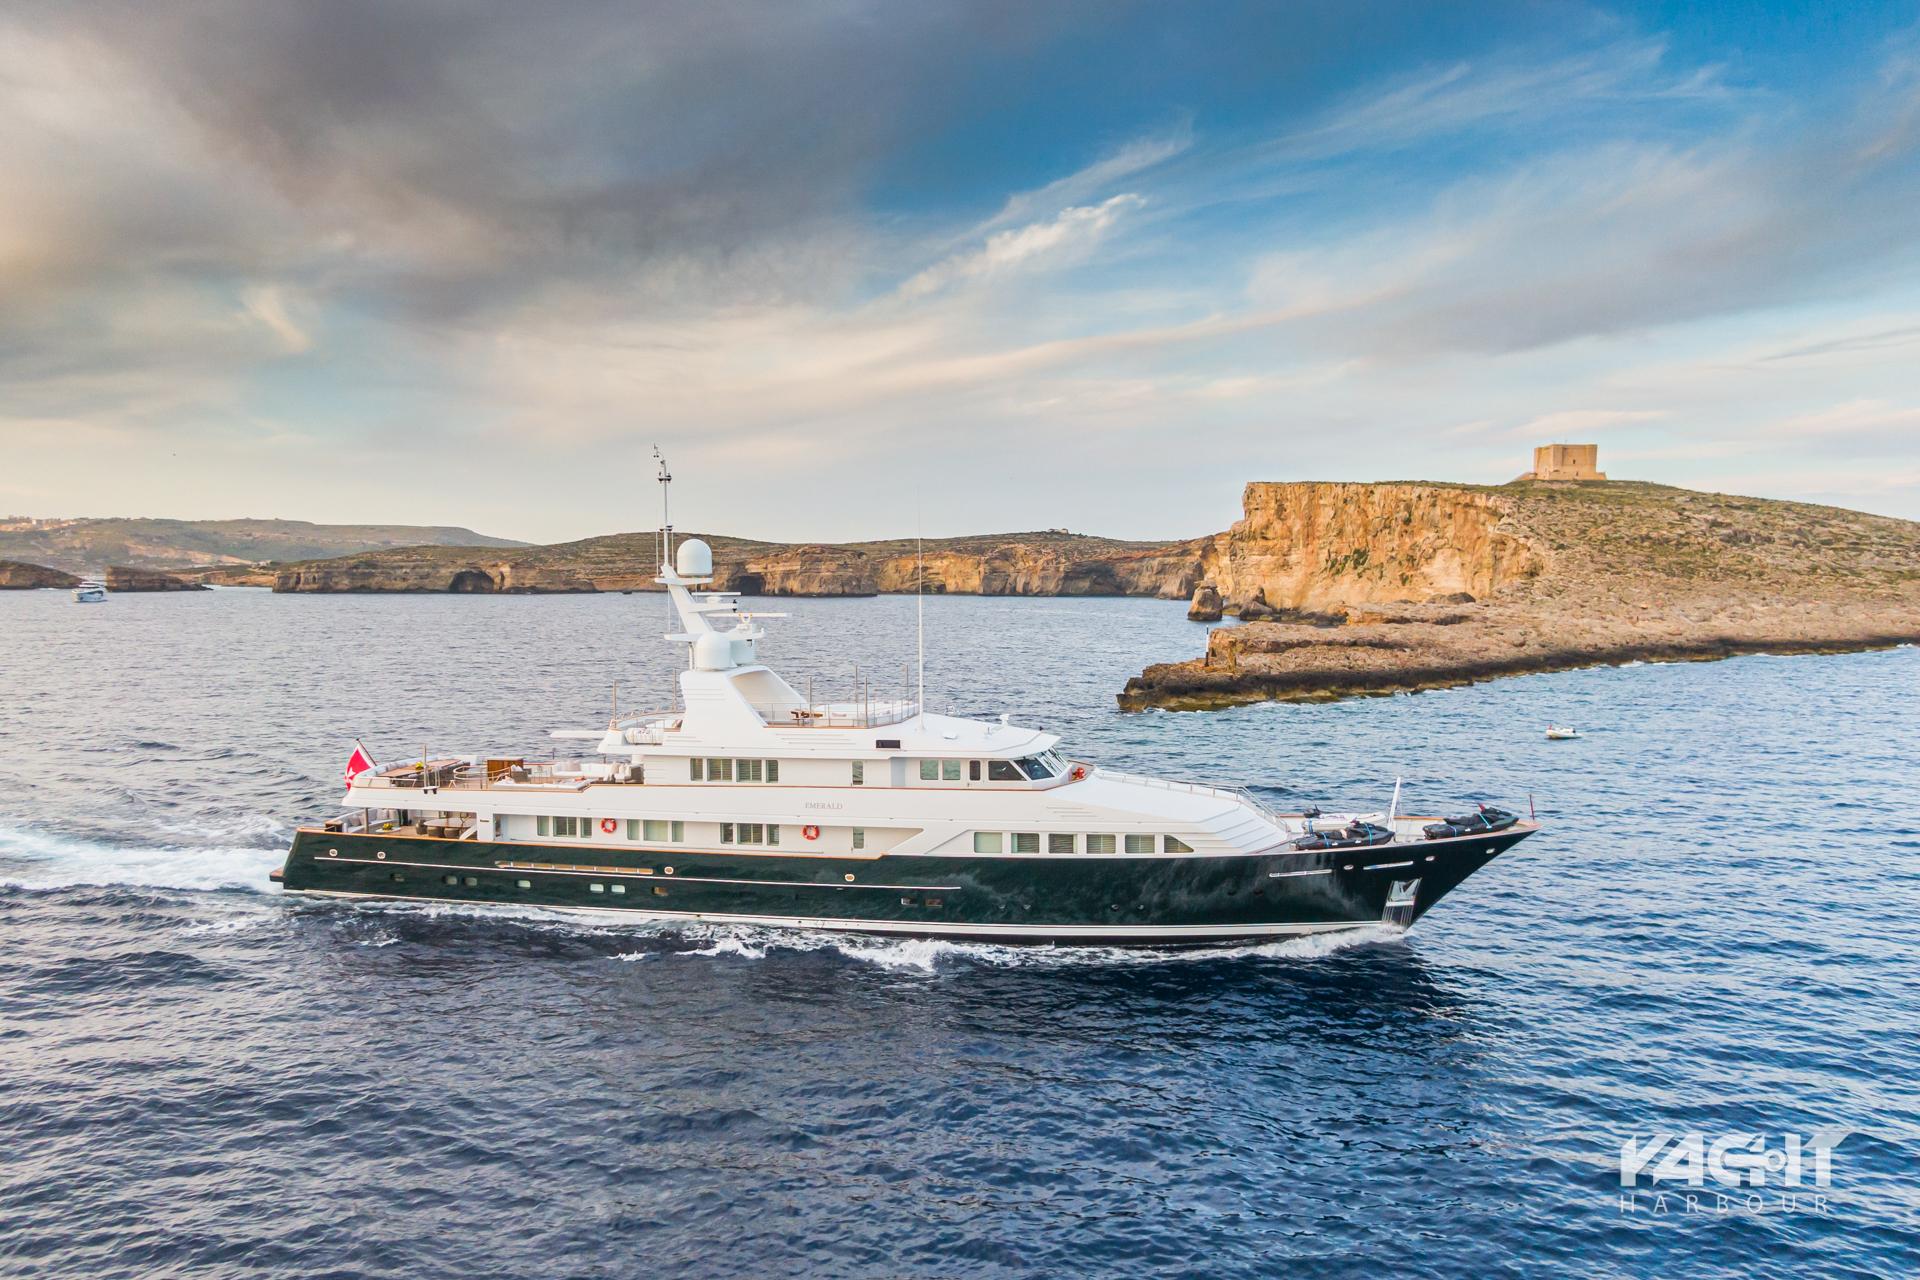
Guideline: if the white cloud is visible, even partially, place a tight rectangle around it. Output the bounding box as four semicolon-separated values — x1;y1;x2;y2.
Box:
898;194;1145;299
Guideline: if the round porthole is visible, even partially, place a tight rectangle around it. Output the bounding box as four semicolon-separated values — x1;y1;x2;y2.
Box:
326;849;338;858
664;866;674;875
843;873;855;882
375;851;385;860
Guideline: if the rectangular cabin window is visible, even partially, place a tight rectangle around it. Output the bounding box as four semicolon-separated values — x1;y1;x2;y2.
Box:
625;819;640;840
969;761;982;782
690;758;703;782
537;815;551;837
707;758;733;781
1164;835;1193;853
973;832;1003;854
941;759;962;782
851;761;864;785
738;759;763;783
643;819;672;841
736;823;765;844
852;828;865;850
1012;832;1039;854
987;760;1021;782
1048;833;1076;855
721;822;735;844
767;825;780;846
919;760;938;782
1086;834;1116;855
766;760;779;783
672;820;684;841
1124;834;1154;854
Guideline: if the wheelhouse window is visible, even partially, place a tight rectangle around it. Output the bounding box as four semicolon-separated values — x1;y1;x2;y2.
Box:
1086;833;1116;855
919;760;937;781
973;832;1002;854
1016;755;1058;780
941;759;962;782
968;761;981;781
987;760;1021;782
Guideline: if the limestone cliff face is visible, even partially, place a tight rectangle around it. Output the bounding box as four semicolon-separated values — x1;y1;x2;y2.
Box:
0;560;79;589
273;532;1208;597
1192;483;1541;612
103;565;209;591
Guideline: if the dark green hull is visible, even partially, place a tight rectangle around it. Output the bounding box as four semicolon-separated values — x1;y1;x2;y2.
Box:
276;824;1537;945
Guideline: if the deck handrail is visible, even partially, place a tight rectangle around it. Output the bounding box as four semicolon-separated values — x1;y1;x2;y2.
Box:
1090;767;1282;822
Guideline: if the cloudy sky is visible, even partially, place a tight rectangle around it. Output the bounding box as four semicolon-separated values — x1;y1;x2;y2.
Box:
5;1;1920;543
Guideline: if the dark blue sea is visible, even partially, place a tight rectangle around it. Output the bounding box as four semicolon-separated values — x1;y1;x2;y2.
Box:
2;589;1916;1279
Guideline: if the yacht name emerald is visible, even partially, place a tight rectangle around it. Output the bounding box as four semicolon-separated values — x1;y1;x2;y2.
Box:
275;467;1537;945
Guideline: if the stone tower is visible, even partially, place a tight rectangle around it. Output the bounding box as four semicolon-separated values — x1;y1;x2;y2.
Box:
1527;443;1605;481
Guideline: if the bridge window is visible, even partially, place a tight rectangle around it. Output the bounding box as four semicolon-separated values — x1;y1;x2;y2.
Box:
942;760;961;781
969;761;981;781
919;760;937;781
973;832;1003;854
987;760;1021;782
1086;834;1116;855
1016;755;1058;780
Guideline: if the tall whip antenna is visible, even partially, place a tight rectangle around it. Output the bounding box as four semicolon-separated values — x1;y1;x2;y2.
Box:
916;512;925;727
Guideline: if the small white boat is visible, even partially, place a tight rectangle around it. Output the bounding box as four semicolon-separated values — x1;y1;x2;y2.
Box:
1545;725;1580;740
73;579;107;604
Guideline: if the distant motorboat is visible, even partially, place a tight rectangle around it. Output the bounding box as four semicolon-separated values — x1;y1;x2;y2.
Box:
73;579;107;604
1545;725;1580;740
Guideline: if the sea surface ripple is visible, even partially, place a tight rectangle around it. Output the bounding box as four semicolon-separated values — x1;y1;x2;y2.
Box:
1;590;1916;1279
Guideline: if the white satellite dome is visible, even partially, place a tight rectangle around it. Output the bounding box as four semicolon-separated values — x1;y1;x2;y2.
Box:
675;538;713;578
691;631;734;670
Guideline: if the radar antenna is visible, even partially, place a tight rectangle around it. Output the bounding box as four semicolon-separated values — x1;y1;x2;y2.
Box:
653;444;673;570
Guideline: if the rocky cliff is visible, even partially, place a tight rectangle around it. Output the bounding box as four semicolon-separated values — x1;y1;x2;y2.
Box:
1188;482;1540;612
1122;480;1920;708
103;565;211;591
272;530;1208;597
0;560;79;589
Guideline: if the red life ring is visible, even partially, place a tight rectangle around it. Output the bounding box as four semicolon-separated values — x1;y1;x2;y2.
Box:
1070;766;1087;781
802;824;821;841
599;817;617;834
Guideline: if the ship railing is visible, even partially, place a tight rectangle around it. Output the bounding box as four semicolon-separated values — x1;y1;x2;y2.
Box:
1089;768;1283;823
754;699;919;729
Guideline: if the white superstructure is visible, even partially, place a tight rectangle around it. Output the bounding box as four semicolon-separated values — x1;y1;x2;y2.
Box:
339;465;1310;867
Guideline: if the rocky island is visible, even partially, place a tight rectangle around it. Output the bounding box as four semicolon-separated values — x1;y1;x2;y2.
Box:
1119;477;1920;709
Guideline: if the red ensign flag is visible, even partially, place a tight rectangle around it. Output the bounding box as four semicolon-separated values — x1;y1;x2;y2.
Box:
344;740;377;789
